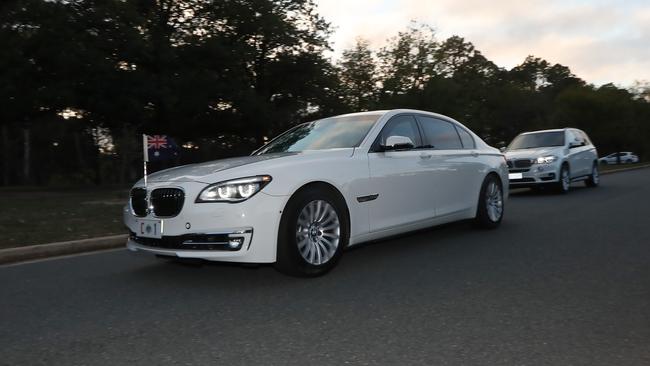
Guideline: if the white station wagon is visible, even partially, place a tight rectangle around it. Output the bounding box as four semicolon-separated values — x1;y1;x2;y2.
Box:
124;109;509;276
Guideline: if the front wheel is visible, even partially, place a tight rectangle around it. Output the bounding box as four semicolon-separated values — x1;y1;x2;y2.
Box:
474;175;504;229
275;187;349;277
555;164;570;194
585;163;599;187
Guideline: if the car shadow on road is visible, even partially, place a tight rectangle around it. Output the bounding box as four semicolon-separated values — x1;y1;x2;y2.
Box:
510;184;596;197
122;216;502;291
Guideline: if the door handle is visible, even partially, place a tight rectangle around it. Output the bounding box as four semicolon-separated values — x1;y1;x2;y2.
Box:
419;153;432;159
470;151;479;157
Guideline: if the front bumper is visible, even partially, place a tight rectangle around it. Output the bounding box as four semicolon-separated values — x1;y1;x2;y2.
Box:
508;163;560;187
123;181;287;263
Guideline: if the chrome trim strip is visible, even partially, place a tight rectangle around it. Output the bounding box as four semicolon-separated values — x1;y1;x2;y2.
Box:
180;228;253;246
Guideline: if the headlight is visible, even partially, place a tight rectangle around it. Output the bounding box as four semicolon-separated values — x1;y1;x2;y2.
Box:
196;175;272;203
535;155;557;164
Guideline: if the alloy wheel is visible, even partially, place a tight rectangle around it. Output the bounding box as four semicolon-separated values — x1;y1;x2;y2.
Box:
485;181;503;222
561;167;570;191
295;200;340;265
592;165;599;185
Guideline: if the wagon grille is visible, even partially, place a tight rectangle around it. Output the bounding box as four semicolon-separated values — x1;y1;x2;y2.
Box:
150;188;185;217
130;188;148;217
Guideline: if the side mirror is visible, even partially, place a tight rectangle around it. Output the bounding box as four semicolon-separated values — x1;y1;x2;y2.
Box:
382;135;414;151
499;147;507;153
569;140;583;148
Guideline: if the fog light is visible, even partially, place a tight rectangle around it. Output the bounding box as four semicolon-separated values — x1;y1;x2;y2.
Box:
228;237;244;249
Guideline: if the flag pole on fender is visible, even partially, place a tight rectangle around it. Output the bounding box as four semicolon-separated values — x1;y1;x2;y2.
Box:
142;134;149;187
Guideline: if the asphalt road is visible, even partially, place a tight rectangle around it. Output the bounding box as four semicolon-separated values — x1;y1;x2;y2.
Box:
2;169;649;366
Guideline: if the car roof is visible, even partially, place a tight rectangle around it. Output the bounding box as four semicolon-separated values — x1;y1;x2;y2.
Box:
520;128;567;134
331;109;464;125
378;109;462;123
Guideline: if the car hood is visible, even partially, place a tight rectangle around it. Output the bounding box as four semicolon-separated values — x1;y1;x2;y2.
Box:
141;149;354;184
504;146;564;160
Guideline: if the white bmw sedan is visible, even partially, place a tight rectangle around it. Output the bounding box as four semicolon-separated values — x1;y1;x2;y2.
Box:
124;109;508;276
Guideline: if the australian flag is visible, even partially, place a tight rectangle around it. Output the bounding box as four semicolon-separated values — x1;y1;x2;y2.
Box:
143;134;179;162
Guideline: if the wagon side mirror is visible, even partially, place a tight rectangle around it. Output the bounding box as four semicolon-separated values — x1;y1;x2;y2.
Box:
569;139;584;148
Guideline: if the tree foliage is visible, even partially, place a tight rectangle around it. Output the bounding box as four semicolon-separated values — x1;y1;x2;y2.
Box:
0;3;648;186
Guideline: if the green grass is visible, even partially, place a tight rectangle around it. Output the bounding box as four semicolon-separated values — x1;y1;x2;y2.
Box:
0;187;129;249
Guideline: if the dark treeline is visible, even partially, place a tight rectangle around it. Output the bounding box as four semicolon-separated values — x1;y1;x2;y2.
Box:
1;0;649;186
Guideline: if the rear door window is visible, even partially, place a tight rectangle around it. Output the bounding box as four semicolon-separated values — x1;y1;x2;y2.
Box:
416;116;463;149
455;126;475;149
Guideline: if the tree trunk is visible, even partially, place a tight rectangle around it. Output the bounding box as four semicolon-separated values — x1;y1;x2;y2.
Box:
23;128;31;184
119;127;130;185
2;124;9;186
73;131;86;171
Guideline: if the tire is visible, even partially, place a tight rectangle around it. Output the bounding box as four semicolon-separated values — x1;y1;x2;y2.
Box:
555;164;570;194
275;185;349;277
474;174;504;229
585;162;599;187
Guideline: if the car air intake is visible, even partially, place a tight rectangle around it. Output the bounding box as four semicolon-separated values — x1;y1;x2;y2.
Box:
150;188;185;217
514;159;533;168
130;188;148;217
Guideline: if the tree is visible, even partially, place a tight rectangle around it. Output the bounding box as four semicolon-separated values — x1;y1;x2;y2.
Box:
378;22;438;97
2;6;650;186
337;38;378;111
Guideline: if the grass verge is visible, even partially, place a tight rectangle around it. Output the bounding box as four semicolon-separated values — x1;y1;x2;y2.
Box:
0;187;129;249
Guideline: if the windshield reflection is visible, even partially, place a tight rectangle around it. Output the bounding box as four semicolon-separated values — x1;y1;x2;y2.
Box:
256;114;381;154
508;131;565;150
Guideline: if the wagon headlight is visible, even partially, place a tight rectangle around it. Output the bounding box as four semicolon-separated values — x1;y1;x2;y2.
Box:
535;155;557;164
196;175;272;203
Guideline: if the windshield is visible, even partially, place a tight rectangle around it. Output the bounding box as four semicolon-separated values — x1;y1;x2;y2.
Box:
255;114;381;154
508;131;565;150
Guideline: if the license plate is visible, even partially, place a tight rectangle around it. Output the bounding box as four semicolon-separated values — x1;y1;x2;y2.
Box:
508;173;523;180
136;219;163;239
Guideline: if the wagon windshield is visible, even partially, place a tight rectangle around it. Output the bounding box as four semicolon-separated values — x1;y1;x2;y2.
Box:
255;113;381;154
508;131;565;150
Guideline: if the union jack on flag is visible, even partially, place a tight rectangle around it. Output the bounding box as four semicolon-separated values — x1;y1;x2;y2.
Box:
147;135;168;149
143;134;179;162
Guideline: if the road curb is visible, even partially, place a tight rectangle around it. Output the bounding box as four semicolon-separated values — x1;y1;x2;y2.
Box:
600;163;650;175
0;234;127;265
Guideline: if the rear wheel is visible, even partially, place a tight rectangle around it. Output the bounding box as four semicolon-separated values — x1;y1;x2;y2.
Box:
555;164;570;194
474;175;504;229
275;186;348;277
585;162;599;187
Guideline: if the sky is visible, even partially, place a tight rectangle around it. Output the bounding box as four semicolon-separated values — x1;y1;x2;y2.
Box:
314;0;650;87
